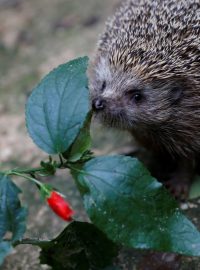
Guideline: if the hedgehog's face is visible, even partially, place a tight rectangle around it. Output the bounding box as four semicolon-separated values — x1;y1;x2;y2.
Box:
88;56;183;131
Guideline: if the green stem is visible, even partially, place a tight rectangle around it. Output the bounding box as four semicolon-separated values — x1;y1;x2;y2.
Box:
68;163;100;181
2;161;65;177
59;154;66;168
13;167;45;174
3;167;45;176
68;164;87;175
13;238;50;247
8;172;43;187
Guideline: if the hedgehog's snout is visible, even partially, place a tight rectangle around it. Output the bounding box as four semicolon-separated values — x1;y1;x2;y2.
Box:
92;98;106;111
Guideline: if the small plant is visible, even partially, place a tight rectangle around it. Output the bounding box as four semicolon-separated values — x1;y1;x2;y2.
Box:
1;57;200;269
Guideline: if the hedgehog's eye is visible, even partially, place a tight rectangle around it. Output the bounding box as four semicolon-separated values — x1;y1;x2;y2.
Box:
133;93;143;103
126;89;144;104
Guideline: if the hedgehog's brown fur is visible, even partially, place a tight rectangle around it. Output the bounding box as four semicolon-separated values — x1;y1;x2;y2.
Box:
99;0;200;80
89;0;200;197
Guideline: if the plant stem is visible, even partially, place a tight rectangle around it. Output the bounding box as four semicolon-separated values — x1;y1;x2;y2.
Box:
8;172;43;187
2;161;64;176
13;238;50;247
3;167;45;175
59;154;65;168
13;167;45;174
68;164;87;175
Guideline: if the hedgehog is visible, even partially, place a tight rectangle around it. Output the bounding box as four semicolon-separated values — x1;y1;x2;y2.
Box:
88;0;200;199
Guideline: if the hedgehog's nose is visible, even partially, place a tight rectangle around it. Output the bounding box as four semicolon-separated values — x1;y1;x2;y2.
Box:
92;98;106;111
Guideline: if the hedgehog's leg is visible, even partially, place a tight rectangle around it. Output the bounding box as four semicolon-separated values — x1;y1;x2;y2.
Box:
163;158;195;201
124;148;194;200
145;154;194;200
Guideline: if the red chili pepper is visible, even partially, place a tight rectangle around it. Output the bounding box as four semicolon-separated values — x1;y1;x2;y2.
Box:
47;191;75;221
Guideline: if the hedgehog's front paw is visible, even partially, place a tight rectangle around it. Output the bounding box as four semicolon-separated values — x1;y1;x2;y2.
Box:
164;177;190;201
162;158;194;201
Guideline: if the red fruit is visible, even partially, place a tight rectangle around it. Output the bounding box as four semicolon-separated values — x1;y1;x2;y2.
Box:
47;191;75;221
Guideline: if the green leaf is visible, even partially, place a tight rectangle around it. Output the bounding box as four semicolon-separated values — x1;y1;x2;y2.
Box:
0;173;27;243
0;173;27;265
71;156;200;256
66;111;92;162
26;56;90;154
39;221;118;270
0;241;12;265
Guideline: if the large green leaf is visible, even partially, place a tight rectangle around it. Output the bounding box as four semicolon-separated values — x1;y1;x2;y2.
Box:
0;173;27;264
71;156;200;256
26;57;89;154
39;221;118;270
